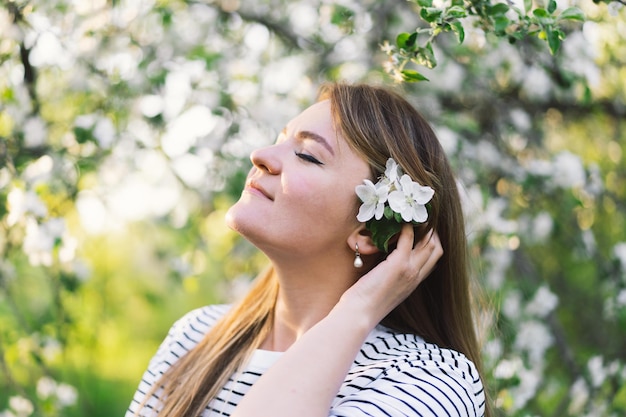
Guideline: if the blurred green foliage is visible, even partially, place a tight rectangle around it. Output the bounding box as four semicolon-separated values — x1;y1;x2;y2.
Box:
1;0;626;416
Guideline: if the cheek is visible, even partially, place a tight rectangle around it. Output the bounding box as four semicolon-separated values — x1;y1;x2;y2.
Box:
286;176;359;224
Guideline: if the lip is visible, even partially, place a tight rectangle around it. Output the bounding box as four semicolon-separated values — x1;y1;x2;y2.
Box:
245;180;273;201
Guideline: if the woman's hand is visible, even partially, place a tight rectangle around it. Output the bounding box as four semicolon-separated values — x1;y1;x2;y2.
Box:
340;224;443;328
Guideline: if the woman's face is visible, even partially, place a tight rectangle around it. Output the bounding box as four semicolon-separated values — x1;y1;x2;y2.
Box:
225;100;371;259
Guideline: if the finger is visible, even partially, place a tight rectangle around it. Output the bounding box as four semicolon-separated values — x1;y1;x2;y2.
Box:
414;231;443;282
394;223;415;255
408;228;435;264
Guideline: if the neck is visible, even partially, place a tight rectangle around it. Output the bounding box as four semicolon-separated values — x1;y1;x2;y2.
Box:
259;255;359;351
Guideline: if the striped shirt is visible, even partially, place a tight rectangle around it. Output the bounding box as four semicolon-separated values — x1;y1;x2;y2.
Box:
126;304;485;416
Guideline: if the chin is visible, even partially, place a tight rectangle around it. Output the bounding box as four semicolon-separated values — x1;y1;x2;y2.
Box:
225;202;259;240
224;203;242;232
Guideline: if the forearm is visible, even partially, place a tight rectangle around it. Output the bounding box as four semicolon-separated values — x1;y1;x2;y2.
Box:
231;298;376;417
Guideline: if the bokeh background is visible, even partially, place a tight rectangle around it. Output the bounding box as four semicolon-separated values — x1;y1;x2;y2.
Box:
1;0;625;416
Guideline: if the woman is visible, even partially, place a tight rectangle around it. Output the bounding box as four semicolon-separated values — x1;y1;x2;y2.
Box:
127;83;489;417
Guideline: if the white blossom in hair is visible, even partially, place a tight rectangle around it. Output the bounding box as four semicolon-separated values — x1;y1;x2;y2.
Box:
355;158;434;252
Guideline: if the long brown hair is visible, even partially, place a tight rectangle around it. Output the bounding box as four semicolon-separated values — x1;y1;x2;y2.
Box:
138;82;491;416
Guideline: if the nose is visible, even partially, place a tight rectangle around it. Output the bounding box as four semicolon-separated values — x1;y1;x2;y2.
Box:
250;144;282;174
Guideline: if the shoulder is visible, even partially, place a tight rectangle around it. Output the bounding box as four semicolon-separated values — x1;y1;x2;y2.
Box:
360;326;481;379
157;304;231;356
333;326;485;417
126;304;231;416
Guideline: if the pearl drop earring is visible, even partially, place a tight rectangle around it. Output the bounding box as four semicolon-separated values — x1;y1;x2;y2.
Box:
354;243;363;268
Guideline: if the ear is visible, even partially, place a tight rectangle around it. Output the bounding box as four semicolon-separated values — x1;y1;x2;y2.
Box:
347;225;380;255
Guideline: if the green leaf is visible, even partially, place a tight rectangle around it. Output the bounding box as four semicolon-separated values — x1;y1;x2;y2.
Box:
489;3;510;16
420;7;443;23
384;205;394;219
494;15;510;34
366;218;402;252
396;32;418;49
524;0;533;15
396;32;411;48
582;85;592;105
558;7;585;21
74;126;93;144
547;0;557;14
451;21;465;43
532;8;554;25
446;5;467;19
416;0;433;7
401;69;430;82
416;42;436;69
546;26;561;54
331;5;355;25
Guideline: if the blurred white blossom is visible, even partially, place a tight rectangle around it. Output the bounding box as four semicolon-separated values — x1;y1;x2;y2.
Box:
493;356;523;379
22;218;67;266
22;155;54;185
568;377;590;415
588;355;608;387
93;117;116;149
37;376;57;399
23;116;48;148
502;289;522;319
521;65;551;101
552;151;586;189
509;108;532;132
531;211;554;243
613;242;626;272
484;198;518;235
483;339;503;364
434;126;459;155
8;396;33;417
7;188;48;226
484;247;513;290
525;286;559;318
243;24;270;52
262;56;310;95
41;337;62;362
562;31;600;87
161;105;217;157
56;383;78;407
510;366;542;410
289;3;319;37
514;320;554;366
139;94;164;118
35;376;78;407
616;289;626;308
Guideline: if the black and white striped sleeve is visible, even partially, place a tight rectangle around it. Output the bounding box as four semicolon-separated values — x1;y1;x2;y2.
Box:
330;346;485;417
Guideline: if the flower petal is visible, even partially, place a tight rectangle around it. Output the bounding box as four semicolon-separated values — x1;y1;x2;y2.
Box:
384;158;399;180
413;185;435;204
357;204;375;222
400;205;413;222
375;184;390;203
387;190;405;214
396;174;411;191
411;204;428;223
355;180;377;203
374;202;385;220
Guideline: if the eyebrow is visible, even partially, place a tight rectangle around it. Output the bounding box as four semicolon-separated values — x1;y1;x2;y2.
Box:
281;128;334;156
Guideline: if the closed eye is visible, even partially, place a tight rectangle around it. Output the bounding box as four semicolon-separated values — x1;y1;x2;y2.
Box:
295;151;323;165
